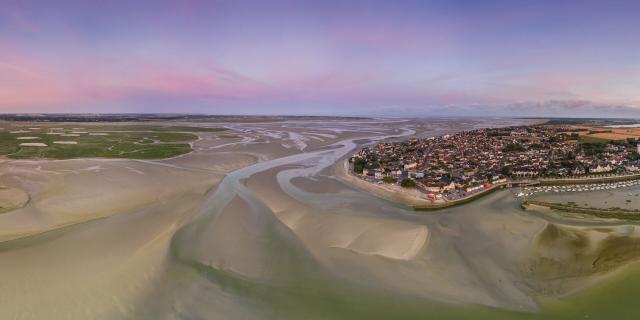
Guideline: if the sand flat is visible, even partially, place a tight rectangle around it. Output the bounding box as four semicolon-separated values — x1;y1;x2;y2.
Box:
0;118;638;319
0;186;29;213
339;223;429;260
19;143;47;147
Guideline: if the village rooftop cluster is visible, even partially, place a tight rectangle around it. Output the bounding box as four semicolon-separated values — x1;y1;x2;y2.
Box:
350;125;640;198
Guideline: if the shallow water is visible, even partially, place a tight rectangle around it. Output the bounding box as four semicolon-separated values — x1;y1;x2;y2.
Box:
160;125;640;319
2;118;640;319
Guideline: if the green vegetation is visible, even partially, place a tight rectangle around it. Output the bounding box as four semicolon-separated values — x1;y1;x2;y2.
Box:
351;155;380;174
486;131;510;137
0;124;214;159
525;200;640;221
352;158;367;174
501;165;512;176
502;143;525;152
579;135;610;144
579;140;608;157
382;176;397;184
96;125;227;132
2;124;226;133
587;130;612;134
400;178;416;188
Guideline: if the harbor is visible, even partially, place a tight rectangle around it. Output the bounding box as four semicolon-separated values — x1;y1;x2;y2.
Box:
517;179;640;198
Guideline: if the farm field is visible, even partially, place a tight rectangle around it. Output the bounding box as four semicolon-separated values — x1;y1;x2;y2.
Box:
572;126;640;141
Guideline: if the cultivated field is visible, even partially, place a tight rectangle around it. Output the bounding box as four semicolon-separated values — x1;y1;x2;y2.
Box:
572;126;640;141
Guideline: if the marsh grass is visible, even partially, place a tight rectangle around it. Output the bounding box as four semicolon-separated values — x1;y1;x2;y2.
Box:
0;124;225;159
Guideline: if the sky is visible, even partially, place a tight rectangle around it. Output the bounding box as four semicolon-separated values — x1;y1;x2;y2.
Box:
0;0;639;116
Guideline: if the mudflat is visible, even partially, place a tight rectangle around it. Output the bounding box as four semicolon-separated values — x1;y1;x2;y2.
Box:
1;117;640;320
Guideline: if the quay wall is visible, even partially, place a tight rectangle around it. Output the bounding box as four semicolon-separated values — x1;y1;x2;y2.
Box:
413;184;506;211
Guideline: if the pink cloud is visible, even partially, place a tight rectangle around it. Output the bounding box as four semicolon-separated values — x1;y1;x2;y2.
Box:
0;41;77;109
0;41;274;110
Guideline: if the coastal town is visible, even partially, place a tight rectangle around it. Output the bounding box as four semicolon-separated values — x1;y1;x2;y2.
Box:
350;125;640;204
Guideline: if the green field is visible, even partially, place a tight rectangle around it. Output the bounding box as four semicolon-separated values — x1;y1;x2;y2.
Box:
73;125;227;132
3;124;226;133
0;124;225;160
579;135;610;144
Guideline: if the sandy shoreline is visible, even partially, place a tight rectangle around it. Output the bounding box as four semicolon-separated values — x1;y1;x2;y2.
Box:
335;158;431;206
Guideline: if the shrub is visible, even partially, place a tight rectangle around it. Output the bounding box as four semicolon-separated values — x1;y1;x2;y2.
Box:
400;178;416;188
382;176;397;184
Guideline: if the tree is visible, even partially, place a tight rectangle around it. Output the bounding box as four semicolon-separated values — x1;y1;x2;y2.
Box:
382;176;397;184
400;178;416;188
564;152;576;160
503;143;525;152
628;152;640;161
353;158;367;174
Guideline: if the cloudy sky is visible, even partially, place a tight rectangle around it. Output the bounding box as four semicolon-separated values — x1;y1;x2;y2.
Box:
1;0;639;116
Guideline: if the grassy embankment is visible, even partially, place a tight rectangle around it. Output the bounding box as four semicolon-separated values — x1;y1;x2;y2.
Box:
0;124;226;160
524;200;640;220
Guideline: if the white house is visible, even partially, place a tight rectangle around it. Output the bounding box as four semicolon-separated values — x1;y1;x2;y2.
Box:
404;162;417;170
591;164;612;173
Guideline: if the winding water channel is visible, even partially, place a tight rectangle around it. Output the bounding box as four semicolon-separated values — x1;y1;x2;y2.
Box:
2;119;640;319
